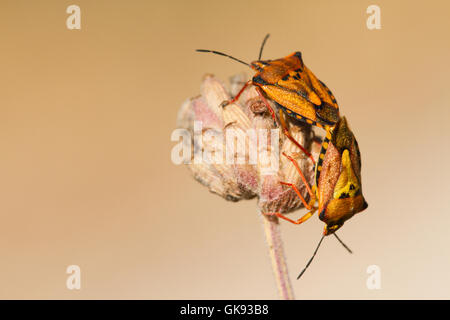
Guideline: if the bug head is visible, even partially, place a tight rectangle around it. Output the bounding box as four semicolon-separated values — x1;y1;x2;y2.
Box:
317;117;368;236
250;61;268;73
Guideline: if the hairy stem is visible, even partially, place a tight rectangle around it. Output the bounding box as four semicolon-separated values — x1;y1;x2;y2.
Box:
261;213;294;300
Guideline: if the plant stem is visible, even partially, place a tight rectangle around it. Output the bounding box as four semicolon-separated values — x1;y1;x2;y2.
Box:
261;213;294;300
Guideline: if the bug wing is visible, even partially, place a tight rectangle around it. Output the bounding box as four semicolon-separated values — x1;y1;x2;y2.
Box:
277;73;322;106
259;83;318;122
304;66;340;125
272;73;339;126
304;66;339;109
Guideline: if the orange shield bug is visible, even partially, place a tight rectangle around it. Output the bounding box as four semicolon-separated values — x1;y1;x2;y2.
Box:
314;117;368;235
196;34;340;131
274;116;368;278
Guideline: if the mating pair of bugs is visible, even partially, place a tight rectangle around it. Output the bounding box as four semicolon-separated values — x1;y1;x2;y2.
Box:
197;34;368;279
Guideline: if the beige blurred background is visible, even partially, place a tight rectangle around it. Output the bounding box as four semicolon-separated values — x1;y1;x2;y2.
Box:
0;0;449;299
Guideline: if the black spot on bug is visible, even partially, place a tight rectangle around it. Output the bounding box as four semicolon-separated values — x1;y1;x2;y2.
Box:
339;193;350;199
296;88;308;99
293;74;301;80
355;139;361;157
316;102;339;126
317;157;323;166
252;75;267;85
282;74;289;81
349;184;355;190
362;200;368;210
319;208;326;221
294;52;302;61
276;102;309;127
259;61;270;66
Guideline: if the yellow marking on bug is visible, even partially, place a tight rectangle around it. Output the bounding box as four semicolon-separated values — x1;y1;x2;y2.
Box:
333;149;361;199
322;142;328;149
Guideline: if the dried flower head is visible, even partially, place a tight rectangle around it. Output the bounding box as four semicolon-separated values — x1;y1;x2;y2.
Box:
176;74;319;216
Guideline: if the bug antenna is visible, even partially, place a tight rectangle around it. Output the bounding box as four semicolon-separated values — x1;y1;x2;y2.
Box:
297;234;325;280
258;34;270;60
196;49;251;68
333;233;353;254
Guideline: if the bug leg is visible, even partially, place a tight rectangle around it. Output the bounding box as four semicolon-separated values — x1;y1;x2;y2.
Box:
264;151;318;225
281;152;315;202
255;87;277;123
279;110;316;165
220;80;252;108
276;209;317;225
264;209;317;225
279;181;313;210
264;134;318;226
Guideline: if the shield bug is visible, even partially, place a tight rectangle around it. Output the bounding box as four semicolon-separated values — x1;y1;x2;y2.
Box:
196;34;340;131
274;116;368;278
